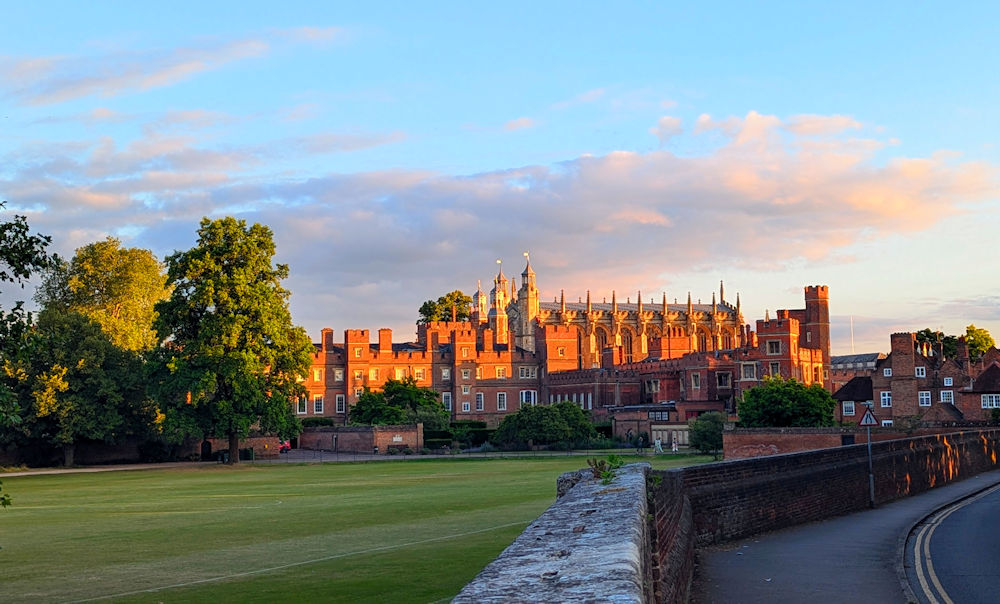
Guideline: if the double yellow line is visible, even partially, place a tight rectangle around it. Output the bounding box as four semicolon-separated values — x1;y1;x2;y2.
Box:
910;483;1000;604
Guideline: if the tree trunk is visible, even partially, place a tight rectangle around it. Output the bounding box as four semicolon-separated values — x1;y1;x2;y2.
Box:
228;432;240;465
63;443;75;467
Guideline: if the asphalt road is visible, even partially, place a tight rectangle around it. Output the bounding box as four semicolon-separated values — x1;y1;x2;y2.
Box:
692;470;1000;604
906;483;1000;604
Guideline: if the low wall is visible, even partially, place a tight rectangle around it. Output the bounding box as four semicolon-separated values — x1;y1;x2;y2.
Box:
457;429;1000;602
454;464;651;603
300;424;423;454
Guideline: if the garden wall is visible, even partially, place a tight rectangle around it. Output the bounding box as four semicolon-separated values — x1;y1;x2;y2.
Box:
300;424;423;454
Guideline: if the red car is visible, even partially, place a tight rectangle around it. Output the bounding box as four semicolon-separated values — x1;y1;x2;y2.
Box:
278;440;291;453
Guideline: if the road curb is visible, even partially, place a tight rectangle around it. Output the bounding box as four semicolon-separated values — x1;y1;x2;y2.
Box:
895;471;1000;603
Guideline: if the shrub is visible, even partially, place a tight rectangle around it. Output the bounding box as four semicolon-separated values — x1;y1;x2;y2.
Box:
386;447;399;455
301;417;334;428
424;438;452;450
402;447;414;455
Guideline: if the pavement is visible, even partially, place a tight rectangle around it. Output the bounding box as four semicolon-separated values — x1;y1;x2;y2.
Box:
691;468;1000;604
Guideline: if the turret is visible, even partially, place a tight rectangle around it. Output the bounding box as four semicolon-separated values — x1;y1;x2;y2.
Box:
513;253;541;353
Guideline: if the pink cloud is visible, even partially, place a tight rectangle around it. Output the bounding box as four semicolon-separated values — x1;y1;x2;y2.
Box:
504;117;537;131
649;116;683;144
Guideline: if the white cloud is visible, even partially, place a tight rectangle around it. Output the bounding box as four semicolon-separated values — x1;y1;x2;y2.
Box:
551;88;606;110
504;117;537;131
649;116;683;144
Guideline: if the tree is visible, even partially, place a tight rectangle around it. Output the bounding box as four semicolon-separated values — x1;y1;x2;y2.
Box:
492;402;596;448
348;378;449;429
737;376;836;427
417;290;473;323
36;238;169;352
965;324;995;362
18;309;153;466
689;411;725;459
153;217;314;464
915;329;958;358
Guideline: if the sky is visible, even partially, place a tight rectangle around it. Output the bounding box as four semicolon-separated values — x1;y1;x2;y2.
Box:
2;2;998;355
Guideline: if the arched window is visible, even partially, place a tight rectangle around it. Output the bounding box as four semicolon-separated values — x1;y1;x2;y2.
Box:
722;331;733;349
622;330;634;363
698;331;708;352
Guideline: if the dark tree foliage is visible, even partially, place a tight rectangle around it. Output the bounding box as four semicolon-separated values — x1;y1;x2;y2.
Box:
915;329;958;358
153;217;314;464
348;378;449;429
737;376;836;427
417;290;473;323
689;411;725;458
492;401;596;448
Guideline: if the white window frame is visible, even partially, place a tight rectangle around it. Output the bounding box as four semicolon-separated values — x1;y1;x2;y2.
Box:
475;392;484;411
769;361;780;377
691;373;701;390
496;367;507;379
313;369;323;382
296;397;307;414
520;390;537;405
767;340;781;355
475;367;482;379
881;420;894;427
842;401;855;416
395;368;405;380
716;373;730;388
944;377;953;386
519;366;537;379
353;369;364;381
940;390;954;404
741;363;756;380
497;392;507;411
462;385;471;394
415;368;426;380
441;368;451;380
883;368;892;377
462;369;471;379
557;347;566;357
334;369;344;382
442;392;452;410
918;391;931;407
313;394;324;414
462;346;470;358
880;391;892;408
353;388;363;398
369;368;379;380
915;366;926;378
982;394;1000;409
462;401;470;412
336;394;346;413
354;347;362;358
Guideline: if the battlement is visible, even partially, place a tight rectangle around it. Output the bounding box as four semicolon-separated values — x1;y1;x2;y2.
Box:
804;285;829;299
344;329;370;341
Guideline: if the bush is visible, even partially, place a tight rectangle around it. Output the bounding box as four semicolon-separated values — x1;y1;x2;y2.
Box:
689;411;725;458
301;417;334;428
479;442;496;453
402;447;413;455
424;438;452;450
424;430;452;441
451;420;487;430
386;447;399;455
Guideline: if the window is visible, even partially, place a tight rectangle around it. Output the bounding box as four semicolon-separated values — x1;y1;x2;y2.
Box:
647;379;660;393
462;401;470;412
462;385;471;394
915;366;926;378
880;391;892;407
369;368;379;380
767;340;781;355
333;369;344;382
462;346;470;358
982;394;1000;409
296;397;307;414
940;390;954;404
717;373;731;388
354;388;363;398
919;391;931;406
769;362;781;377
557;347;566;357
806;331;812;343
476;393;484;411
497;392;507;411
476;367;483;379
395;368;405;380
944;377;953;386
313;395;324;414
441;368;451;380
883;368;892;377
353;369;364;382
690;373;701;390
496;367;507;379
313;369;323;382
519;366;537;379
741;363;757;380
648;411;670;421
336;394;345;413
842;401;855;416
415;368;425;380
881;420;894;427
442;392;452;410
354;347;362;358
520;390;537;405
462;369;471;379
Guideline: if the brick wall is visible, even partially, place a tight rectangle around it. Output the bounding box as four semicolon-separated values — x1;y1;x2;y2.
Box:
299;425;423;454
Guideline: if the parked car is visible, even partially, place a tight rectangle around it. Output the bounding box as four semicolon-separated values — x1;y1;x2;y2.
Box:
278;440;291;453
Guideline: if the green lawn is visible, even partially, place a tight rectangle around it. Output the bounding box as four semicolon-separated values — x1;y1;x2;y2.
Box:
0;455;710;603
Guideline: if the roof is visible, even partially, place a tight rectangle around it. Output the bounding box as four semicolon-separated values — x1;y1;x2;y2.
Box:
972;362;1000;392
833;376;873;401
831;353;885;366
539;301;737;315
922;403;965;421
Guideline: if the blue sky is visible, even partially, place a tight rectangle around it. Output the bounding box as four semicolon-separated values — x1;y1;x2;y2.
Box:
2;2;998;354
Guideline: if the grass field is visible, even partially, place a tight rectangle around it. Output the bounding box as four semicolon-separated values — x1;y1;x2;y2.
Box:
0;454;711;603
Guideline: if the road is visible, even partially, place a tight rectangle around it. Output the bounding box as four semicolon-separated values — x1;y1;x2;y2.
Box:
906;483;1000;604
692;469;1000;604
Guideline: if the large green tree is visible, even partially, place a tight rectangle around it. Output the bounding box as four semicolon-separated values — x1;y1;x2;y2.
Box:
348;377;449;429
965;324;995;362
915;328;958;358
36;238;169;352
418;290;473;323
492;402;596;448
737;376;836;427
153;217;314;464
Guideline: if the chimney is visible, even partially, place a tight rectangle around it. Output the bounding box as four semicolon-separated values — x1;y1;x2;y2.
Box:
321;328;334;352
378;328;392;353
956;336;969;368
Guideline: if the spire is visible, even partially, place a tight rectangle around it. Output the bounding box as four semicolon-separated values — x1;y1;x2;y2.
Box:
712;292;717;314
560;289;566;313
662;292;667;315
637;290;643;313
586;290;592;313
765;309;770;321
736;292;741;314
612;290;618;313
522;251;534;277
496;258;504;280
720;280;725;304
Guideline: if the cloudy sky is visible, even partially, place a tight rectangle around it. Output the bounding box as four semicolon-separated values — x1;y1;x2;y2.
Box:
3;2;998;355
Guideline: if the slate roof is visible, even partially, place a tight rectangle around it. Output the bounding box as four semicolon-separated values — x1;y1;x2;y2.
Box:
830;353;884;367
833;376;873;401
972;362;1000;392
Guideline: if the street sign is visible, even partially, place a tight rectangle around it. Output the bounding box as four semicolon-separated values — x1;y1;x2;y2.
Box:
859;407;878;427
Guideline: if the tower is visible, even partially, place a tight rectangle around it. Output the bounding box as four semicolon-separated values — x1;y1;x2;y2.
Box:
513;253;540;352
488;261;509;344
804;285;831;387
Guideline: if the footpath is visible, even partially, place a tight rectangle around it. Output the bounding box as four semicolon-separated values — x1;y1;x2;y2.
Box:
692;468;1000;603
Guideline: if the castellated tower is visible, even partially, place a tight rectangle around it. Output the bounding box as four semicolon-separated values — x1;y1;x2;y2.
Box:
513;257;540;352
488;264;509;345
804;285;831;387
